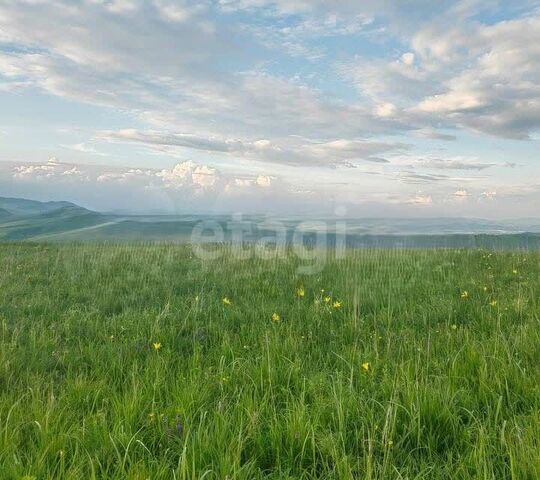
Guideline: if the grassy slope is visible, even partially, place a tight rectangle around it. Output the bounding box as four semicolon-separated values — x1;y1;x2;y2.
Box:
0;207;109;241
0;244;539;479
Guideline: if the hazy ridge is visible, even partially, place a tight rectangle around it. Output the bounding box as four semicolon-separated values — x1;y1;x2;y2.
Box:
1;196;540;249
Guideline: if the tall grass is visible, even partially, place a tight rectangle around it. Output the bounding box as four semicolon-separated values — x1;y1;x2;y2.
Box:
0;243;539;479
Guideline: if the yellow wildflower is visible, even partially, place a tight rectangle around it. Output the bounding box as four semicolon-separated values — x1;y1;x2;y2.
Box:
324;296;331;304
222;297;231;306
461;291;469;299
296;287;305;298
362;362;370;372
490;300;498;307
333;301;342;309
512;269;518;275
271;312;281;323
153;342;162;351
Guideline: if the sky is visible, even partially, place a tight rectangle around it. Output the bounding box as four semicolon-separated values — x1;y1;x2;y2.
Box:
0;0;539;217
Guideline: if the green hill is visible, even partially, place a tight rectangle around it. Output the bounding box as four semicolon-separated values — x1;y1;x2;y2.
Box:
1;196;540;248
0;198;111;241
0;196;76;216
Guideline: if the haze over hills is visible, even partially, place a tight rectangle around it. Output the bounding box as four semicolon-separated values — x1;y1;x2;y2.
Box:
0;197;108;242
1;196;540;249
0;197;77;216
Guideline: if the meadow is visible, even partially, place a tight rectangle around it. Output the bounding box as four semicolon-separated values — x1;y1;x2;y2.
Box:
0;243;539;479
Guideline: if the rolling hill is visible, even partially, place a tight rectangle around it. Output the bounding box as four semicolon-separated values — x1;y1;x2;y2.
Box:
1;196;540;248
0;198;111;241
0;196;77;216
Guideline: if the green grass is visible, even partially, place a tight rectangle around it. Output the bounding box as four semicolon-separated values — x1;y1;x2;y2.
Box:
0;243;539;479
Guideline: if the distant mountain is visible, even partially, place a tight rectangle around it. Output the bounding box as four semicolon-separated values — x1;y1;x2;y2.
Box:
333;217;540;235
0;196;77;216
0;197;111;241
0;196;539;248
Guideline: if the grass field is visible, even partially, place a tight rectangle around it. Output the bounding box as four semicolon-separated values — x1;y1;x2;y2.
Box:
0;243;539;479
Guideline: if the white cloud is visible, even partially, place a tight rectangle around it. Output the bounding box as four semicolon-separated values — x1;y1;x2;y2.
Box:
152;0;204;23
0;2;407;150
3;157;540;217
300;139;408;164
13;164;56;179
415;128;456;141
13;162;89;182
236;12;373;61
418;92;485;114
217;0;474;25
103;129;409;166
9;159;279;199
256;175;274;187
334;5;540;141
401;52;415;66
158;162;219;190
61;143;108;157
344;13;540;139
408;193;433;205
105;0;140;15
3;158;317;214
412;157;496;171
375;102;397;118
481;191;497;199
0;0;538;217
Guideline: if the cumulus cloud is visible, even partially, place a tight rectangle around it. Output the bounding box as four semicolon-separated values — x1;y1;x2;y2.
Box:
12;158;89;182
255;175;274;187
408;193;433;205
157;162;220;190
2;157;329;214
8;158;281;203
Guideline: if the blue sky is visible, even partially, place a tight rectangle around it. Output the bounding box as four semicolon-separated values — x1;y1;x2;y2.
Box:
0;0;539;217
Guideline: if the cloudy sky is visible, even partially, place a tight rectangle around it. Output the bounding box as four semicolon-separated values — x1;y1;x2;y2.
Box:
1;0;539;217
